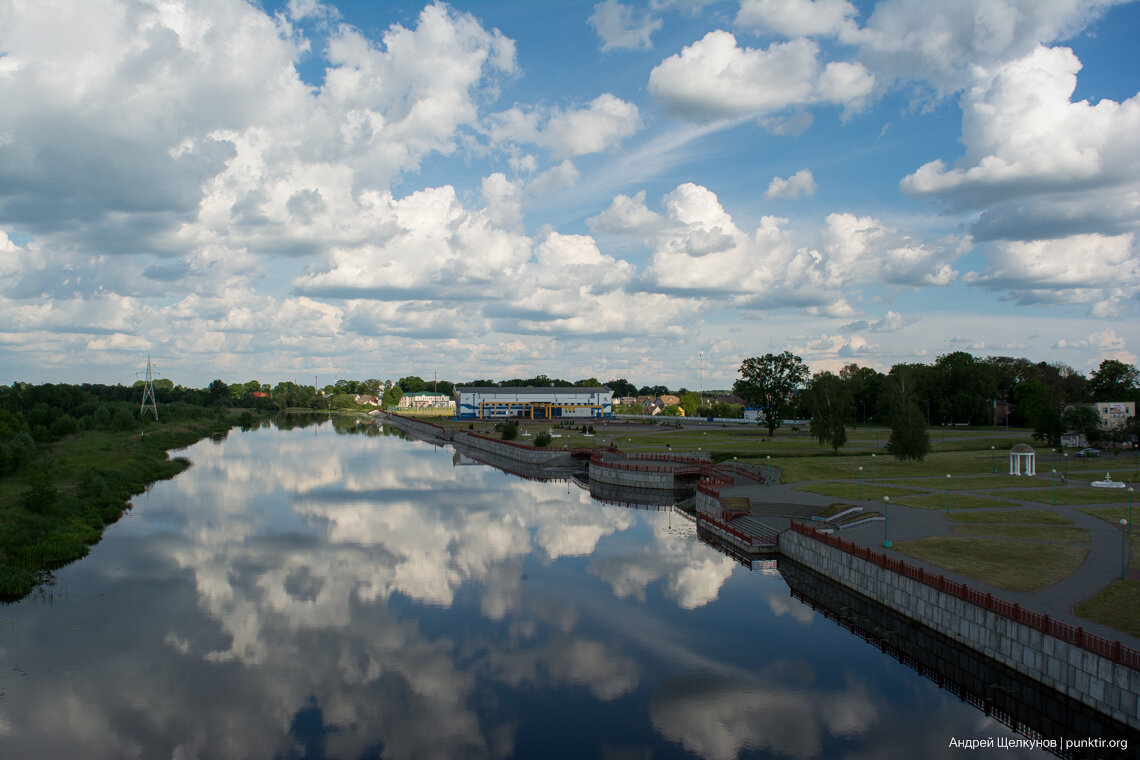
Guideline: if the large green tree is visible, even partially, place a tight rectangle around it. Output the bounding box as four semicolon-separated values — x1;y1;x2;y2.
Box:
805;371;852;454
887;403;931;463
733;352;810;436
839;363;883;425
1013;380;1063;445
1063;404;1102;446
1089;359;1139;402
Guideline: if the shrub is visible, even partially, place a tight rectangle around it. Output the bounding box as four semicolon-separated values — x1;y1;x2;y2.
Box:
494;420;519;440
533;432;552;447
21;468;57;513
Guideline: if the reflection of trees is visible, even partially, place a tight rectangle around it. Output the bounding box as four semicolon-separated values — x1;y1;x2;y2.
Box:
271;412;327;431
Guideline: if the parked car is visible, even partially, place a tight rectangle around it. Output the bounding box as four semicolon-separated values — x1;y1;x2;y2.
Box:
1075;448;1101;457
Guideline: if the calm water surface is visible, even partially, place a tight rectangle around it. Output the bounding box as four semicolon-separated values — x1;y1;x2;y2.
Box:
0;419;1043;759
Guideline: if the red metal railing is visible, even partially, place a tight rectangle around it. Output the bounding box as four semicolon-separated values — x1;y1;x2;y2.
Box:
700;512;774;547
789;521;1140;670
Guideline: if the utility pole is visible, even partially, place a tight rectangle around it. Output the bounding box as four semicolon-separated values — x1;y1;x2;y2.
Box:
140;354;158;420
699;351;704;404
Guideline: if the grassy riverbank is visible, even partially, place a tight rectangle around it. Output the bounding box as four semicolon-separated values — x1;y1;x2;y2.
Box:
0;414;241;599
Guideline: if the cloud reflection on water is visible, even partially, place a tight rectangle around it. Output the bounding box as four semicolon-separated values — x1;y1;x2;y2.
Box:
0;422;1033;759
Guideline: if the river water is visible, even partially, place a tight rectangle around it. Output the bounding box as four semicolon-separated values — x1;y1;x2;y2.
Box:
0;418;1067;758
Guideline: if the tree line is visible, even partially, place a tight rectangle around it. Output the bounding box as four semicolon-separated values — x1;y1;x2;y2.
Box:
733;351;1140;461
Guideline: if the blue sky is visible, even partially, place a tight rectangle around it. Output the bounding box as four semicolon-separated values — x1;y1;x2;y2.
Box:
1;0;1138;389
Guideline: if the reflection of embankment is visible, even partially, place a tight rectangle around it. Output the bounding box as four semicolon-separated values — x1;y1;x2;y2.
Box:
451;440;576;483
587;479;689;509
780;558;1140;757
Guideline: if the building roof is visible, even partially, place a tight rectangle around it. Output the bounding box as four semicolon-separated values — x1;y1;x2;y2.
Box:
1011;443;1035;453
454;385;612;395
404;390;448;396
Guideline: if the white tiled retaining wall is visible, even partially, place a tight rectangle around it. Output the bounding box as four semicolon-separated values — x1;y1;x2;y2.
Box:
453;432;573;466
779;530;1140;730
587;461;676;489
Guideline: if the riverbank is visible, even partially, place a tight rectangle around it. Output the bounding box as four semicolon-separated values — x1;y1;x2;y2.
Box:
0;413;246;599
382;411;1139;640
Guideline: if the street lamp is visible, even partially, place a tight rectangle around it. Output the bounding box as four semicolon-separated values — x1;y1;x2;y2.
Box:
766;455;771;485
858;466;864;500
1051;468;1057;506
1121;519;1129;580
945;473;951;515
1129;487;1134;532
1064;452;1068;481
733;456;738;486
871;453;876;482
883;496;891;548
991;445;995;474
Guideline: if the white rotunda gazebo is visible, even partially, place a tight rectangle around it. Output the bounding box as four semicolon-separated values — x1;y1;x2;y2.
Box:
1009;443;1036;476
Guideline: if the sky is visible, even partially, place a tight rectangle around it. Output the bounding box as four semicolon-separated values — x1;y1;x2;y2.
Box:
1;0;1139;390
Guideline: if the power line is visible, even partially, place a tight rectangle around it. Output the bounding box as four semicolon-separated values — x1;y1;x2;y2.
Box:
140;354;158;420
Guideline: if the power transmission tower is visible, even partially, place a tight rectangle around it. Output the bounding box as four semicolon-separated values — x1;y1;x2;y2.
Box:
140;354;159;420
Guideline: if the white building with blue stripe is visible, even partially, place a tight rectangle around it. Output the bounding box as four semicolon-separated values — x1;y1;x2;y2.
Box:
453;386;613;420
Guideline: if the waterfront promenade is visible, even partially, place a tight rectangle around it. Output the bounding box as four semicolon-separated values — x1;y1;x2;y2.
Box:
717;473;1140;652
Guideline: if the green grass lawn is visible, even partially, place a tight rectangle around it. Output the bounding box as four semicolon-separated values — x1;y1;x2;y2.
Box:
894;537;1088;592
946;509;1073;525
1074;582;1140;638
878;475;1041;490
1000;487;1137;506
791;483;924;501
891;493;1021;511
949;525;1090;543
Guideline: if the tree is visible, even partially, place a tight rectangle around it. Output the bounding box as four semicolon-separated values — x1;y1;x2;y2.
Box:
933;351;997;425
679;392;700;417
805;372;852;454
839;363;883;425
1013;380;1063;446
1089;359;1139;402
607;378;637;398
1063;404;1102;445
208;379;229;402
887;403;931;463
397;376;427;393
381;385;403;409
659;404;683;417
734;352;810;436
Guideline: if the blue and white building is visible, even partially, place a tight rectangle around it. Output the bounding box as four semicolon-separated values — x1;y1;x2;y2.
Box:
453;386;613;420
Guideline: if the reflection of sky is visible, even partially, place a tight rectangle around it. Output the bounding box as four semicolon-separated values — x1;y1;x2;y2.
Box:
0;422;1045;758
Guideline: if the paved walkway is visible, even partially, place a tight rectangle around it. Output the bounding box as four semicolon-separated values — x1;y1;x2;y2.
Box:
717;470;1140;651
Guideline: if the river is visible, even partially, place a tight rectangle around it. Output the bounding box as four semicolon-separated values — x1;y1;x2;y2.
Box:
0;418;1077;758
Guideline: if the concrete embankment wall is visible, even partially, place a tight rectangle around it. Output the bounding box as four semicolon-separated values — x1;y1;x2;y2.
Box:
452;431;572;466
382;413;452;442
587;461;675;490
779;529;1140;730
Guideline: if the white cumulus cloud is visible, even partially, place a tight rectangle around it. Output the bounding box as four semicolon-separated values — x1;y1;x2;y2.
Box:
764;169;816;200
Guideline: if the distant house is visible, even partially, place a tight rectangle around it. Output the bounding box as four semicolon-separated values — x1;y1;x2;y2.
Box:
399;390;454;410
1097;401;1135;431
991;399;1012;426
1061;432;1088;448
